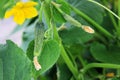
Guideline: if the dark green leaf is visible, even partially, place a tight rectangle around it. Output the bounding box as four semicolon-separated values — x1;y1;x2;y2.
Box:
90;42;120;64
59;27;93;44
57;63;72;80
70;0;105;25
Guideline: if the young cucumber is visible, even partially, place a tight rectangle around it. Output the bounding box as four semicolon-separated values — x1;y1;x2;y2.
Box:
34;22;45;57
33;22;45;70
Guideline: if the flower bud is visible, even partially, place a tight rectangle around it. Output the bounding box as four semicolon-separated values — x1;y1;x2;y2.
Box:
33;56;41;70
82;25;95;33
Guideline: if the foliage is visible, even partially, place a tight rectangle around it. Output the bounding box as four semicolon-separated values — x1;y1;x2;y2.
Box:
0;0;120;80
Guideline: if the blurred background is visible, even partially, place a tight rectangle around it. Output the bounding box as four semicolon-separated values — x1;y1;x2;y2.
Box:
0;18;22;46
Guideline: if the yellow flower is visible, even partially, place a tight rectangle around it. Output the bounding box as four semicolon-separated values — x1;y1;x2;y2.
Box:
5;1;38;25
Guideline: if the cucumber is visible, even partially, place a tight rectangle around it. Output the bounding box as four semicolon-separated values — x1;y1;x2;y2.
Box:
34;22;44;57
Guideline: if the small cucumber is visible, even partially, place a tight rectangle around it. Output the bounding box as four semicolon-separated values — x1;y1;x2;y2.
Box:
34;22;45;57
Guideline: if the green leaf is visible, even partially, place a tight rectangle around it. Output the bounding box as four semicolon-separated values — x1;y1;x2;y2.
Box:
57;63;72;80
0;0;7;18
26;40;34;60
53;0;71;23
66;44;85;55
43;1;51;26
39;40;60;73
0;40;32;80
56;0;71;14
59;27;93;44
0;59;3;80
27;39;60;74
0;0;13;18
0;8;6;18
70;0;105;24
111;77;120;80
53;7;66;23
90;42;120;64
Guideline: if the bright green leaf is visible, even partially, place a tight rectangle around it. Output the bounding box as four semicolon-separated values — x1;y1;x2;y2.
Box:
27;39;60;74
53;0;71;23
53;7;66;23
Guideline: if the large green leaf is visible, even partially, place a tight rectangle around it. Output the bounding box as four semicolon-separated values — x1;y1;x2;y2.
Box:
0;59;3;80
68;0;105;25
39;40;60;73
77;0;104;24
90;42;120;64
59;27;93;44
27;39;60;74
0;40;32;80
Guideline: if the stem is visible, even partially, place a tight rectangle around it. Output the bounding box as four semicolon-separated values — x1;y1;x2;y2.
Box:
66;49;78;68
78;55;99;78
117;0;120;36
43;1;79;79
78;55;86;67
81;63;120;74
94;32;108;44
117;69;120;77
88;0;120;21
102;68;106;80
108;13;118;30
118;0;120;27
69;4;113;38
43;1;51;27
60;44;79;79
51;1;82;27
52;20;79;79
38;2;44;22
10;0;15;5
102;1;118;31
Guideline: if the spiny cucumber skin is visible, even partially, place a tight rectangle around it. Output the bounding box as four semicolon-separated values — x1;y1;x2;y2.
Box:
34;22;44;57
